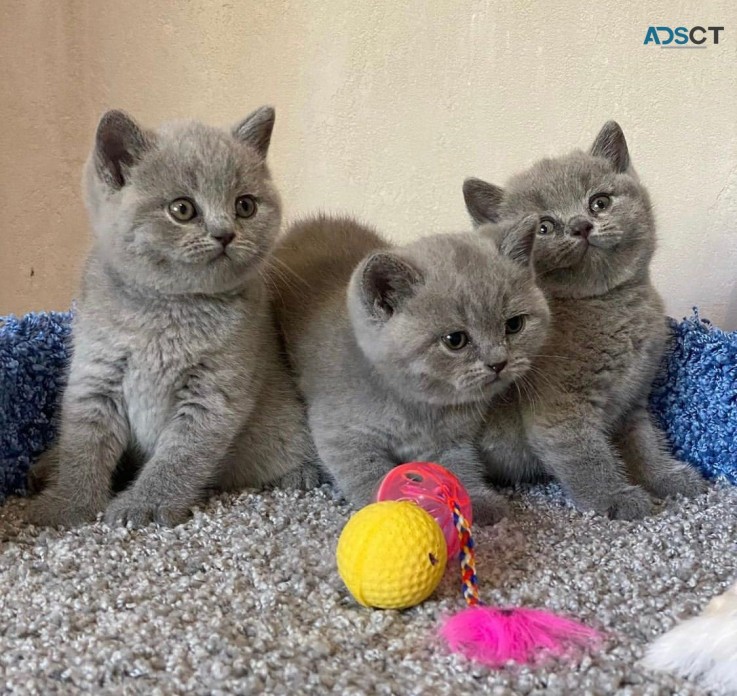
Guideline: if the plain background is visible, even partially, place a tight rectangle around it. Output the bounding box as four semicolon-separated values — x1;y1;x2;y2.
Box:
1;0;736;327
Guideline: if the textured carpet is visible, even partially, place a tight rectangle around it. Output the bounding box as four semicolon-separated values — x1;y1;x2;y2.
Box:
1;484;735;695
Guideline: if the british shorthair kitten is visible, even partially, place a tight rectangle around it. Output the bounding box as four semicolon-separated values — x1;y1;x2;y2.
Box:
27;107;319;528
464;121;705;519
272;215;551;524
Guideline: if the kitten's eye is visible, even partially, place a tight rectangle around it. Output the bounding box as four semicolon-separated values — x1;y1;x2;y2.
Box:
505;315;526;335
441;331;469;351
235;195;258;219
589;194;611;213
168;198;197;222
538;218;555;236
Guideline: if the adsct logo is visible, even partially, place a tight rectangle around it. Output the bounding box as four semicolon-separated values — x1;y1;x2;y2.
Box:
643;26;724;47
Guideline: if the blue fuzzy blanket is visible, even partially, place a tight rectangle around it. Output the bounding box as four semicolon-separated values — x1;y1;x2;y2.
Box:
0;311;735;503
0;312;73;500
650;314;737;481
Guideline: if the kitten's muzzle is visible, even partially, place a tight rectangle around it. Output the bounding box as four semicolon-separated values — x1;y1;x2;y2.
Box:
210;229;236;247
568;216;593;240
486;361;507;375
586;231;621;250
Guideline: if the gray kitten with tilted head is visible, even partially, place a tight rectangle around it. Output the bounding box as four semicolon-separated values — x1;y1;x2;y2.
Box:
26;107;319;528
464;121;705;519
272;215;550;524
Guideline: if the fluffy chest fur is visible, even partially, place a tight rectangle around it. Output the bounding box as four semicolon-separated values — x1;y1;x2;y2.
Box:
78;266;265;457
119;304;237;455
390;402;486;462
530;280;666;421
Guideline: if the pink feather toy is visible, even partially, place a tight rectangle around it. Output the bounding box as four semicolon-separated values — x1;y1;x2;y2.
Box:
378;462;602;667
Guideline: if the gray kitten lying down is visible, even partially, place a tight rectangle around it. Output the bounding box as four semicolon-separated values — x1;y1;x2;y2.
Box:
26;107;319;528
272;215;551;524
464;121;706;519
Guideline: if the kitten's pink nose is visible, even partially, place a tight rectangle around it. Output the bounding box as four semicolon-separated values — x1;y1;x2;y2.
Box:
569;218;593;240
211;230;235;247
487;361;507;375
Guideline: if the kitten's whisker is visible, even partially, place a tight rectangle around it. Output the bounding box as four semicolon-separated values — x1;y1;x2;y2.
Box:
517;376;532;415
257;264;301;310
513;380;523;407
270;255;310;288
262;261;301;297
256;266;281;302
267;256;311;297
526;365;560;395
518;374;543;419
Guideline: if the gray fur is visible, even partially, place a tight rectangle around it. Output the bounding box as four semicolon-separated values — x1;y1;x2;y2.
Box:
272;215;550;524
465;121;705;519
26;107;319;529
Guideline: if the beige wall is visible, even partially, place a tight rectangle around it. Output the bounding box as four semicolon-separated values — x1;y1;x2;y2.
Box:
2;0;736;327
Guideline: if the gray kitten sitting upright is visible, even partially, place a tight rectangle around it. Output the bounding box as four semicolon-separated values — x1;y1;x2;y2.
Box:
272;215;550;524
464;121;705;519
27;107;318;528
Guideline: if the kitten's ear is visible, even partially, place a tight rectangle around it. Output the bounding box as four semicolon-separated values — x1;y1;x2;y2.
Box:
590;121;630;172
484;215;538;265
233;106;275;157
463;178;505;226
94;110;151;189
359;252;423;320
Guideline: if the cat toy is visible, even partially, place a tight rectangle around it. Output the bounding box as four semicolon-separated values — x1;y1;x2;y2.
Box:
336;462;601;667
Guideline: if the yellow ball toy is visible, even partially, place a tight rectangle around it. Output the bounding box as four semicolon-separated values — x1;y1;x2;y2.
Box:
336;500;448;610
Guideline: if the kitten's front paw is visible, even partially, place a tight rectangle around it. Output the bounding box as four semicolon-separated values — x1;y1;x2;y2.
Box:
593;486;654;520
25;489;104;528
471;490;509;526
643;462;707;500
104;490;192;528
270;462;324;491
